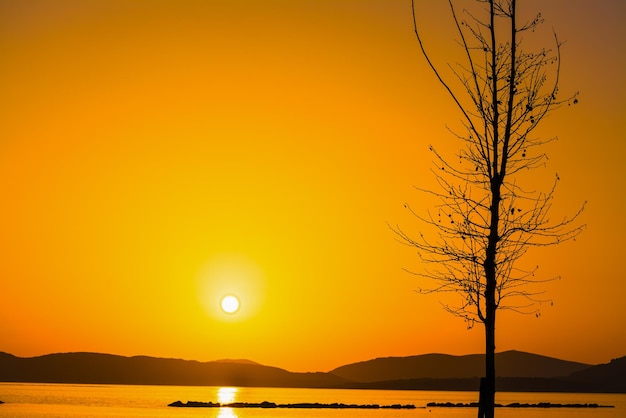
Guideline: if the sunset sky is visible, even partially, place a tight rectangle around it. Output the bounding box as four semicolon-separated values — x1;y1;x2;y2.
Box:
1;0;624;373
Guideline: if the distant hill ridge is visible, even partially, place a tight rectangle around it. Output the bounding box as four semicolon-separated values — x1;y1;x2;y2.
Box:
0;351;345;388
329;350;590;382
0;350;623;393
214;358;261;366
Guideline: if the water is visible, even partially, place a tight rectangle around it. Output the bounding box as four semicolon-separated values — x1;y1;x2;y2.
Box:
0;383;624;417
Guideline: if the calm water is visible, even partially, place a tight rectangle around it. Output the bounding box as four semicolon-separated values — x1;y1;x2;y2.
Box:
0;383;624;418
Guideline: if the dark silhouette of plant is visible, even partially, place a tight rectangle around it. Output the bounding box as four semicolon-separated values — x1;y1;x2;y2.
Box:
394;1;584;417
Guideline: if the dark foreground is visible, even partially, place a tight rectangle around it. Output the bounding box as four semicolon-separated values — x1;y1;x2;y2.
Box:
169;400;417;409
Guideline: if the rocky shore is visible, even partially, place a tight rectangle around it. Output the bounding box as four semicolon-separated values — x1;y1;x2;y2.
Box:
168;400;417;409
427;402;614;408
169;399;615;409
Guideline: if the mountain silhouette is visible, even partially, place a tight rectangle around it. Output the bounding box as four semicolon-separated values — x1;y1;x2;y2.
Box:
565;356;626;393
0;350;623;393
0;352;346;388
329;350;589;382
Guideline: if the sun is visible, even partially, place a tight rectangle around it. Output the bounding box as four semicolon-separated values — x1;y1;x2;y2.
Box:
197;254;265;320
220;295;240;314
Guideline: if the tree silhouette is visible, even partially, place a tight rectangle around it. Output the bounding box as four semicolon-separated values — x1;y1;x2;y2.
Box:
394;1;584;417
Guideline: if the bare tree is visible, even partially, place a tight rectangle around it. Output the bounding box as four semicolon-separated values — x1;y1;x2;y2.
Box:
394;1;584;417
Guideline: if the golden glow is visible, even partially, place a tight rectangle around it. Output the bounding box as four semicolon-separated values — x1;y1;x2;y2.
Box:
220;295;240;314
197;253;265;322
0;0;624;372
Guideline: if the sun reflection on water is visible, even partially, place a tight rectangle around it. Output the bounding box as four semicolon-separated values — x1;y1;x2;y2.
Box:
216;387;239;418
217;408;238;418
217;387;238;404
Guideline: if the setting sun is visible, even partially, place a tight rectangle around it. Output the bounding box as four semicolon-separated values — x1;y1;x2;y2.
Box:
0;0;624;376
220;295;240;314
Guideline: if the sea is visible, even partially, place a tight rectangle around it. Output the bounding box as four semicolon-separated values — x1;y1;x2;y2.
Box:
0;383;624;418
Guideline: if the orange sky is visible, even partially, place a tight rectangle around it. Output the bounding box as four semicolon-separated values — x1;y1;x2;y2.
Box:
1;0;624;373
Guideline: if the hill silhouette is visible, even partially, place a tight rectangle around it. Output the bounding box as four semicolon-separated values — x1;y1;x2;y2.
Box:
329;350;590;382
0;350;623;393
0;352;346;388
565;356;626;393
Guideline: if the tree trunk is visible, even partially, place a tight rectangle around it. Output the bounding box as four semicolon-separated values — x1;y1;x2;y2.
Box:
483;302;496;418
482;175;501;418
478;377;486;417
479;275;496;418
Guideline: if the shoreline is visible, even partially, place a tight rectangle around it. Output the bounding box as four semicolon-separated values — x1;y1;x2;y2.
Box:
168;400;614;409
427;401;614;409
169;400;417;409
